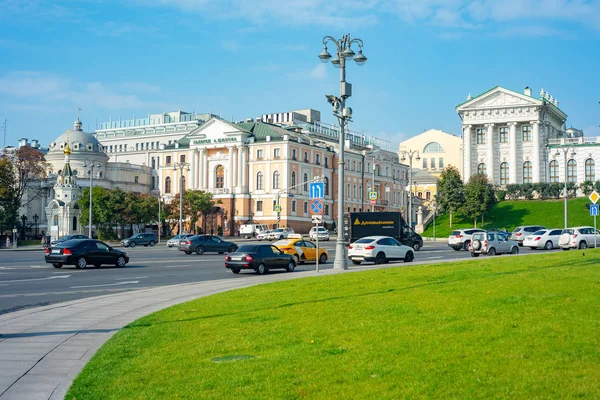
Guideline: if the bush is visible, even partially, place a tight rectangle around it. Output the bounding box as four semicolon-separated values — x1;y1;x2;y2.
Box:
580;181;595;196
98;228;117;241
496;190;507;202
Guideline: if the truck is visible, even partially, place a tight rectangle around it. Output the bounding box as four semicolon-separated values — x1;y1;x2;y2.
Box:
343;212;423;251
239;224;268;239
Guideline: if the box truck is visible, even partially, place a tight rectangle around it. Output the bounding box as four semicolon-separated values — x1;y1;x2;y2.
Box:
344;212;423;251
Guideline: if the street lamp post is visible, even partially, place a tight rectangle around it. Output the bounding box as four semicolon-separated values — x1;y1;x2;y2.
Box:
555;147;576;229
400;150;421;228
371;157;376;212
33;214;39;237
318;33;367;271
157;191;162;243
83;160;101;238
173;162;190;234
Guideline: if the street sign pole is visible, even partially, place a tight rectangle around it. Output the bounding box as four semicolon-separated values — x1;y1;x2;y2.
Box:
589;191;600;248
316;221;319;273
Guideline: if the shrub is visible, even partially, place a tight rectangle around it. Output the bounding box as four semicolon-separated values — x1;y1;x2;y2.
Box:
496;190;507;202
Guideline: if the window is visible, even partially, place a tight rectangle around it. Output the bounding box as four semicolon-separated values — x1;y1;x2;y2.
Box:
303;173;308;191
180;154;186;163
426;191;431;200
500;162;509;185
523;161;532;183
324;177;329;196
477;163;487;175
256;172;264;190
316;154;320;165
152;158;156;169
134;176;139;184
522;126;532;142
567;159;577;183
291;201;296;212
439;158;444;169
347;184;351;198
151;176;155;189
325;205;329;215
353;185;357;199
431;158;435;169
476;128;486;144
499;127;509;143
181;175;186;192
256;149;264;159
273;171;280;189
165;176;171;194
256;201;263;212
274;148;281;158
325;157;328;167
303;202;308;213
304;152;309;162
136;143;140;151
292;149;297;160
585;158;595;181
215;165;224;188
166;156;172;165
422;158;428;169
417;192;423;199
549;160;559;183
423;142;444;153
291;171;296;187
110;145;113;152
273;200;277;211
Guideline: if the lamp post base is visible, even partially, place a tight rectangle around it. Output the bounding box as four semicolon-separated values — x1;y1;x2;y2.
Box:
333;239;348;270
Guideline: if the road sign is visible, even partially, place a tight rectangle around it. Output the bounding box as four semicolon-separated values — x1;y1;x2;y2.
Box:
274;204;281;212
369;191;378;200
589;190;600;204
310;199;324;215
309;182;324;199
370;199;376;205
401;205;405;212
312;215;323;224
591;204;599;216
12;228;17;233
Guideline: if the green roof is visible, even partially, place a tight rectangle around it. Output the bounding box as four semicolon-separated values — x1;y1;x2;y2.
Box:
235;122;286;141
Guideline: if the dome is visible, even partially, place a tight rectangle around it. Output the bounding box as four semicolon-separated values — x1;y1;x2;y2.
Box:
49;120;103;153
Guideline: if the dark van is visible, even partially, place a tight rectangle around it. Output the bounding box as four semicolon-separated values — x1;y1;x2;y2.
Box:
344;212;424;251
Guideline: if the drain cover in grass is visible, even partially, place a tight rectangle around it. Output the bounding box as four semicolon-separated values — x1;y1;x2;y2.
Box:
211;355;256;363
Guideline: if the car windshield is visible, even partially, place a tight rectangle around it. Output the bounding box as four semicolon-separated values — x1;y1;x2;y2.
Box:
273;229;284;233
172;235;184;239
237;244;260;252
58;236;73;241
354;238;375;244
532;230;547;235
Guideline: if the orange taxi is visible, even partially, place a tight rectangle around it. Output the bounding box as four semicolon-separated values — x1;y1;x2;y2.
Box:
272;234;328;264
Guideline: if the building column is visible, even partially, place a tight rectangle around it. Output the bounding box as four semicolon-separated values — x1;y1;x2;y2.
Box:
199;149;206;189
238;145;244;192
463;124;472;182
241;146;248;190
509;122;518;184
486;123;495;184
204;150;209;189
532;121;541;183
227;147;234;191
190;150;196;190
232;147;238;189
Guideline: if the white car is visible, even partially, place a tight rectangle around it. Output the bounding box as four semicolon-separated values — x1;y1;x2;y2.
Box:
268;228;295;240
448;229;486;251
166;234;194;248
559;226;600;250
523;229;563;250
256;230;272;241
347;236;415;265
309;227;329;241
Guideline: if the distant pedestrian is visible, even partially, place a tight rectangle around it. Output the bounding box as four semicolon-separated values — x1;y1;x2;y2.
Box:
6;237;11;249
41;235;47;248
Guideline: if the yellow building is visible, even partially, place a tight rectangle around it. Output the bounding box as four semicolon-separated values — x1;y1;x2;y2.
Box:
399;129;463;178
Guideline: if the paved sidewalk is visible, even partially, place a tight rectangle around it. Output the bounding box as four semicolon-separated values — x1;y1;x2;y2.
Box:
0;269;341;400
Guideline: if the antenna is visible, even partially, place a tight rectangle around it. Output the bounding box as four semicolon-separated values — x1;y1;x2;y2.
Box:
2;119;6;147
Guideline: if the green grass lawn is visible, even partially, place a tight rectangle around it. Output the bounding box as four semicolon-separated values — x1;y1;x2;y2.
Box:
426;197;595;237
67;250;600;399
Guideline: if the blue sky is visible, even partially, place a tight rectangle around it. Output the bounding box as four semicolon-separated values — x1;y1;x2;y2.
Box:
1;0;599;149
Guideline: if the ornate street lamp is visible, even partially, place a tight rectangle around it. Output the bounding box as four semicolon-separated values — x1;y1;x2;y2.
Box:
319;33;367;271
173;162;190;234
555;147;576;229
83;160;101;238
400;150;421;228
33;214;39;237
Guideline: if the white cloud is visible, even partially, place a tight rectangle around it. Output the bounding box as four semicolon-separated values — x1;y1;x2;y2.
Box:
310;64;328;80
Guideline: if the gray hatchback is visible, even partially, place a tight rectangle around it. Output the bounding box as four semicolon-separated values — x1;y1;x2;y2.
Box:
121;233;158;248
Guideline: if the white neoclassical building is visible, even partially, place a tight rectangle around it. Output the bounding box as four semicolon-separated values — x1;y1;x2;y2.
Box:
456;86;568;185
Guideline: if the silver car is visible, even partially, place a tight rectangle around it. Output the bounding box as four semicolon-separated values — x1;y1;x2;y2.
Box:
167;234;194;248
510;225;546;246
559;227;600;250
470;232;519;257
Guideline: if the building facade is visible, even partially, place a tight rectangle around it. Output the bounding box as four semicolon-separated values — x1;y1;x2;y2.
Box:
398;129;463;178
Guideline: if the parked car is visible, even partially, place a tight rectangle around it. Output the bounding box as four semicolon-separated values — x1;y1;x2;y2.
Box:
178;235;238;255
347;236;415;265
224;244;296;274
256;230;272;241
166;234;194;248
50;234;88;247
523;229;563;250
309;227;330;241
272;234;329;264
559;226;600;250
239;224;269;239
121;233;158;248
487;228;508;234
448;229;486;251
268;228;295;240
45;239;129;269
469;232;519;257
510;225;546;246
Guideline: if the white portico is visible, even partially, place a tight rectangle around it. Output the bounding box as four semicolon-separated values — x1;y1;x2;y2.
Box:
457;86;567;185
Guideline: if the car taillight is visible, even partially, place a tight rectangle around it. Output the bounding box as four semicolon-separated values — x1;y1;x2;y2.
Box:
225;255;231;261
573;234;578;238
516;233;522;236
63;248;72;255
364;245;375;250
534;237;541;241
483;240;488;247
45;248;50;255
185;240;192;244
245;255;253;262
280;248;292;251
348;245;353;249
456;235;463;238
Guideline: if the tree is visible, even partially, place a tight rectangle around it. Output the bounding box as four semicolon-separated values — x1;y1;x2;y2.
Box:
435;166;464;228
0;157;18;233
462;173;496;227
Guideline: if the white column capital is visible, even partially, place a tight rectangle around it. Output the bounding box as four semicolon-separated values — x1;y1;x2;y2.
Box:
507;121;519;127
485;123;495;128
463;124;473;131
530;120;540;126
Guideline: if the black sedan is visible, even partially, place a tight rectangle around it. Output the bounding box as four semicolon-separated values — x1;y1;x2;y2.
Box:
225;244;296;274
45;239;129;269
178;235;238;255
50;234;88;247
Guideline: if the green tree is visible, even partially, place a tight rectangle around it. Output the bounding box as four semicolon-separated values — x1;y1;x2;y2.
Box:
435;166;464;228
0;157;18;233
185;190;215;232
462;173;496;227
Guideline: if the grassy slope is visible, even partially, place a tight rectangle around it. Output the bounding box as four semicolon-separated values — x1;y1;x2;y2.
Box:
67;250;600;400
425;197;594;237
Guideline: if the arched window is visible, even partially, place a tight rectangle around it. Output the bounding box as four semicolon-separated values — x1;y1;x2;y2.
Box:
273;171;280;189
324;177;329;196
165;176;171;194
423;142;444;153
417;192;423;199
477;163;487;175
375;165;381;176
215;165;224;188
523;161;532;184
567;159;577;183
181;175;186;192
291;171;296;188
303;173;308;191
549;160;559;183
256;171;264;190
585;158;595;181
426;191;431;200
500;162;509;185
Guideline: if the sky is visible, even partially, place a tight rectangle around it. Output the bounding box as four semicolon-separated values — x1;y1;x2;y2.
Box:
1;0;599;150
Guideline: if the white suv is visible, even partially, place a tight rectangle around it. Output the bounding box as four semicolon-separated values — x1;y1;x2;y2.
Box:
309;227;329;241
348;236;414;265
559;227;600;250
448;229;486;251
268;228;295;240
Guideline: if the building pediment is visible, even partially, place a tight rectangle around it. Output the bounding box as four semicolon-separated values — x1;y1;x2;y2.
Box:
457;87;542;112
185;118;250;148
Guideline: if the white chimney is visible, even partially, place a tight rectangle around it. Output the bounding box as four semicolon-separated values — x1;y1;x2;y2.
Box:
524;87;532;97
18;138;28;147
31;139;39;148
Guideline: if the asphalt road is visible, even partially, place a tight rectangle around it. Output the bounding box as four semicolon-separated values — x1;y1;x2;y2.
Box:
0;239;557;315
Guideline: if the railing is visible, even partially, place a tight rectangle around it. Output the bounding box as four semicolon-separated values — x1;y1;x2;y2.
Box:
208;188;230;194
547;137;600;146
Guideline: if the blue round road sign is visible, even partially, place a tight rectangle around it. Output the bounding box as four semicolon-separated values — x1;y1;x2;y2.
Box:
310;199;324;215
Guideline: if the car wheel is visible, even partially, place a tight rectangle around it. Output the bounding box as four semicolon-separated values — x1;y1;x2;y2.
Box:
256;263;266;274
52;263;63;268
279;235;283;240
294;254;300;265
511;247;519;255
453;246;461;251
228;245;237;253
286;261;296;272
196;246;205;255
185;251;192;255
351;260;362;265
231;268;241;274
76;257;87;269
116;256;126;267
218;252;224;254
94;264;102;268
544;241;553;250
463;241;470;251
130;241;137;248
579;241;587;250
375;252;386;265
149;240;155;247
404;251;414;262
470;252;479;257
562;248;570;251
319;253;327;264
413;242;421;252
243;234;250;239
487;247;496;256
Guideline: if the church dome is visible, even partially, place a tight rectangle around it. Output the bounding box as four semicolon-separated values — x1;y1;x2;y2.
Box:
49;119;103;153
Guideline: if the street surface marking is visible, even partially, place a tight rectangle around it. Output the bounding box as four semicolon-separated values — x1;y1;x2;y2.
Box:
0;275;71;283
71;280;139;288
422;256;443;260
115;276;149;280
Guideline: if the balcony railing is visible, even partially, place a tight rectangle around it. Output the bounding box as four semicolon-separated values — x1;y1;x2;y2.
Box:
208;188;230;194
